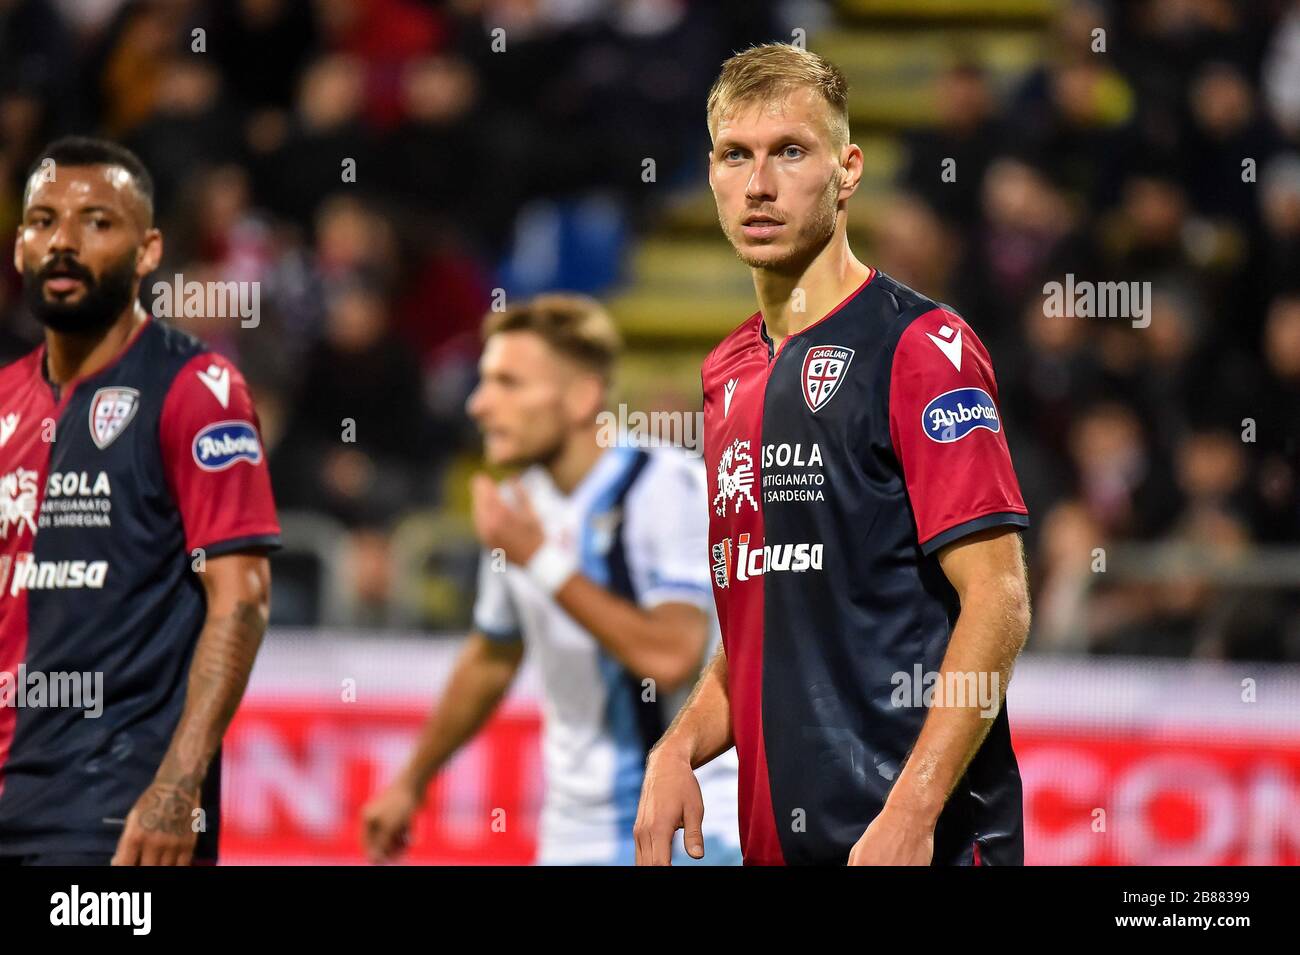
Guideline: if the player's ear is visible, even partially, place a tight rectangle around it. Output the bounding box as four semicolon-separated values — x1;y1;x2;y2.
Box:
136;227;163;277
12;230;21;275
567;373;604;425
837;143;864;201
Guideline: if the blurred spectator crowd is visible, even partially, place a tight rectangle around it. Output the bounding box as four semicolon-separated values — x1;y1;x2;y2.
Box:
881;0;1300;660
1;0;1297;659
0;0;775;627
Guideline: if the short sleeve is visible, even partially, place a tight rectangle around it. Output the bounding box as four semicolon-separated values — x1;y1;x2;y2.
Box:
624;453;716;612
888;308;1029;555
159;352;280;557
472;550;523;642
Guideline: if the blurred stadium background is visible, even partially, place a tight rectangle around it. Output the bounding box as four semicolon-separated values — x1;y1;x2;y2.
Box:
2;0;1299;864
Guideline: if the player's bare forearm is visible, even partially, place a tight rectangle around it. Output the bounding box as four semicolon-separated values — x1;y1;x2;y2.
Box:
156;553;271;794
113;553;269;864
360;634;519;863
886;528;1031;825
397;633;523;794
554;575;708;692
650;644;734;769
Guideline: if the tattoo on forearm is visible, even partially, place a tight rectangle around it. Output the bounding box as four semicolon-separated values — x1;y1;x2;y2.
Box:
157;598;266;788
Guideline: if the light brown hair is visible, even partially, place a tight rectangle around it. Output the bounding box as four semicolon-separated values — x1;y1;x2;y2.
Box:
707;43;850;150
481;293;622;382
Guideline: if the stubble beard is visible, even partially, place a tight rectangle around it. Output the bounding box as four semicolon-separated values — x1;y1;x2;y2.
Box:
495;415;570;471
723;171;842;275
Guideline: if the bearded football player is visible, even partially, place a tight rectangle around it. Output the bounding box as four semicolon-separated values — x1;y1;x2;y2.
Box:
0;137;279;865
635;44;1032;866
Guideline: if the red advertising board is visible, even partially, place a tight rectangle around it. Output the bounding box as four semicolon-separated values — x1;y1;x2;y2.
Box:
222;699;543;865
218;636;1300;865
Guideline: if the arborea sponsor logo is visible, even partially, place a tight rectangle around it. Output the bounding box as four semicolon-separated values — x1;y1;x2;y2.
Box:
710;532;823;587
0;665;103;718
891;664;1001;718
1;552;109;596
922;388;1000;443
192;421;263;471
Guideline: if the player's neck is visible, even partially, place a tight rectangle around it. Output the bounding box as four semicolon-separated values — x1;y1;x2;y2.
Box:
753;231;871;351
44;302;148;388
545;428;605;496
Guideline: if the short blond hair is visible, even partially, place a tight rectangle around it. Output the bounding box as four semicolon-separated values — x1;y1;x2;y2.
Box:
482;293;622;382
707;43;850;150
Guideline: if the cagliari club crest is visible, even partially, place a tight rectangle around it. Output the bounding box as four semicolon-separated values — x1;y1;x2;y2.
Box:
801;344;855;413
88;386;141;450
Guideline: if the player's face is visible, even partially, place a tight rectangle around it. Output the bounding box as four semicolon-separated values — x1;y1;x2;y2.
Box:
467;332;589;468
15;164;160;335
709;88;845;274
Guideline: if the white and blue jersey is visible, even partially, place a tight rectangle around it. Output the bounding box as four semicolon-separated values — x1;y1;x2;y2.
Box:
473;445;741;865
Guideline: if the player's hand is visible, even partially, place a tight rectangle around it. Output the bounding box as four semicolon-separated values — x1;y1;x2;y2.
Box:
634;745;704;865
360;779;422;864
112;779;202;866
846;803;935;866
470;474;545;565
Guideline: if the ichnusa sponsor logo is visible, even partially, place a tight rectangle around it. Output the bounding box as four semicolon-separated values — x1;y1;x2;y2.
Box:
5;554;109;596
192;420;263;471
922;387;1000;443
710;533;823;587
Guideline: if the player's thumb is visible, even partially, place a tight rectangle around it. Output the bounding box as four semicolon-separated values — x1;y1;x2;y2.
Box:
682;804;706;860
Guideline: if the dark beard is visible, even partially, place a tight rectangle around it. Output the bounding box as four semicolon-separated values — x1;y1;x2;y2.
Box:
22;251;139;336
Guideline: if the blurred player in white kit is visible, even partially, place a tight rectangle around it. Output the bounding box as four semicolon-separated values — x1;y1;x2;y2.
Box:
361;294;740;865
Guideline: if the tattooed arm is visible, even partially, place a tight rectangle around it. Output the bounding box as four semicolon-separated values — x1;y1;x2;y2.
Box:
112;552;271;866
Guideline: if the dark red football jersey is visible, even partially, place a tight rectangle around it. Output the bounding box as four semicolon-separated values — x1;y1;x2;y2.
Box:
702;269;1028;865
0;316;279;858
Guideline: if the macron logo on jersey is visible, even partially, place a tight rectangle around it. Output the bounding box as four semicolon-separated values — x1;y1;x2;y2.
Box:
0;413;18;448
197;364;231;409
925;324;963;371
193;421;263;471
724;378;738;418
922;388;1000;443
